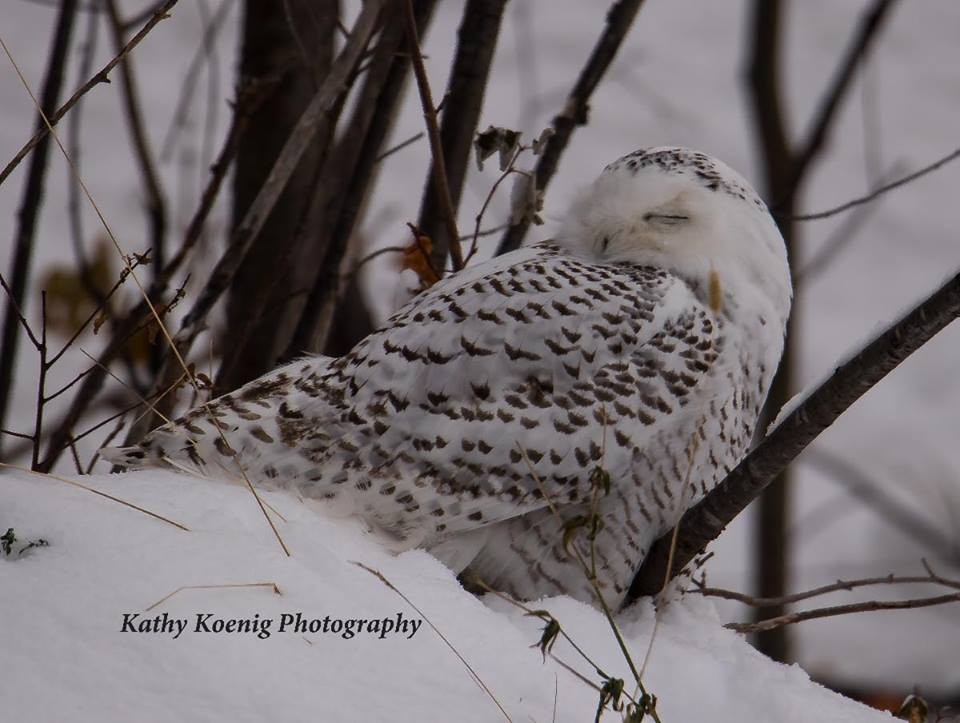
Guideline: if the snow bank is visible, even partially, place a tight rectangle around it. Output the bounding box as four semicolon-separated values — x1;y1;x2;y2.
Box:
1;468;889;722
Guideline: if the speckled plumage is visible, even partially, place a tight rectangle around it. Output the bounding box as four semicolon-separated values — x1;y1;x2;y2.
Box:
104;147;792;607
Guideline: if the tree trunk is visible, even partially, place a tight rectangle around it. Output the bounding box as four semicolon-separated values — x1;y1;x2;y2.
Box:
216;0;337;394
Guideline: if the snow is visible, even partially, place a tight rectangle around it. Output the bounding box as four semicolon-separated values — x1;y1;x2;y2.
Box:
0;466;891;722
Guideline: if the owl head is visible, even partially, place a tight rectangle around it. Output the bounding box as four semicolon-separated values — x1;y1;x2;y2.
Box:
556;147;792;323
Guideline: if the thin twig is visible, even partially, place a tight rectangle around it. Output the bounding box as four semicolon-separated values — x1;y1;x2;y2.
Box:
0;272;41;349
783;0;901;200
121;0;170;32
144;0;386;428
105;0;168;273
0;462;190;531
793;167;898;285
31;293;49;469
696;573;960;608
415;0;506;272
374;131;424;163
728;592;960;634
789;146;960;221
145;582;281;612
402;0;464;271
1;429;34;441
495;0;646;255
467;145;526;263
353;562;513;722
159;0;232;161
0;0;179;187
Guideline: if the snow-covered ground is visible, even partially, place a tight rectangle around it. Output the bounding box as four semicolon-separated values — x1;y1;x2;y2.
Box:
1;466;891;722
2;0;960;710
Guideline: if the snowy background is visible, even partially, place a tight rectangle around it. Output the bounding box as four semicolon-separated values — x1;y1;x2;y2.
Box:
2;0;959;716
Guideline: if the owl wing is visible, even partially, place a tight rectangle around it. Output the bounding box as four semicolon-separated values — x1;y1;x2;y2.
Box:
104;242;722;543
317;241;723;537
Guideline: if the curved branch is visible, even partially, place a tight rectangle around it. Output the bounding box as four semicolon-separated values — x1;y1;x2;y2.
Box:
627;265;960;603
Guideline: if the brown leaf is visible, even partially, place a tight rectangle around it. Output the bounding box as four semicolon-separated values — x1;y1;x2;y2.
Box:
401;232;441;289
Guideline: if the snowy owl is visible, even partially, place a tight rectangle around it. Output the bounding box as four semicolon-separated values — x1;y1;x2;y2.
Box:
105;147;791;608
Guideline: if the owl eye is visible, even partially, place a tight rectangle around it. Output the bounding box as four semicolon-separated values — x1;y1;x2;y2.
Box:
643;212;690;226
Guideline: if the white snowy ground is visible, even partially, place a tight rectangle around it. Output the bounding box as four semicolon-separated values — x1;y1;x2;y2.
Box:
1;466;890;722
2;0;960;704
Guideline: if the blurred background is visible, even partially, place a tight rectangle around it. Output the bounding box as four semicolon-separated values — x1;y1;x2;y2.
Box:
1;0;958;713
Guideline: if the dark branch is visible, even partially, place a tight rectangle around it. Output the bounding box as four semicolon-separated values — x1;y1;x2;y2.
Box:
789;145;960;221
627;265;960;603
281;0;438;360
0;0;79;460
0;0;179;188
402;0;465;271
727;591;960;634
495;0;646;256
104;0;168;274
696;572;960;608
35;85;265;472
779;0;900;206
416;0;506;272
133;0;386;434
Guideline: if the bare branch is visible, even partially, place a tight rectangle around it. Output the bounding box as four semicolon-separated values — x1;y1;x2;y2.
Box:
727;592;960;634
159;0;233;161
280;1;438;362
783;0;901;201
495;0;647;255
374;132;424;164
1;428;34;441
0;272;41;350
696;573;960;608
137;0;386;433
793;170;893;285
0;0;179;188
0;0;79;459
36;82;265;472
403;0;465;272
789;146;960;221
628;265;960;603
416;0;506;272
104;0;168;273
67;0;103;307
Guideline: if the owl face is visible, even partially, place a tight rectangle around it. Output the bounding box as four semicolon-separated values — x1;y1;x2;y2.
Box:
557;147;792;321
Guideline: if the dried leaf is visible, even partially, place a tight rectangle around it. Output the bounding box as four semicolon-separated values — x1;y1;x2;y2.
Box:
401;230;441;289
475;125;521;172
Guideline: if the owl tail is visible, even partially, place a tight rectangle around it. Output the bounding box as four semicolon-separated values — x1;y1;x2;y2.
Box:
99;443;166;471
